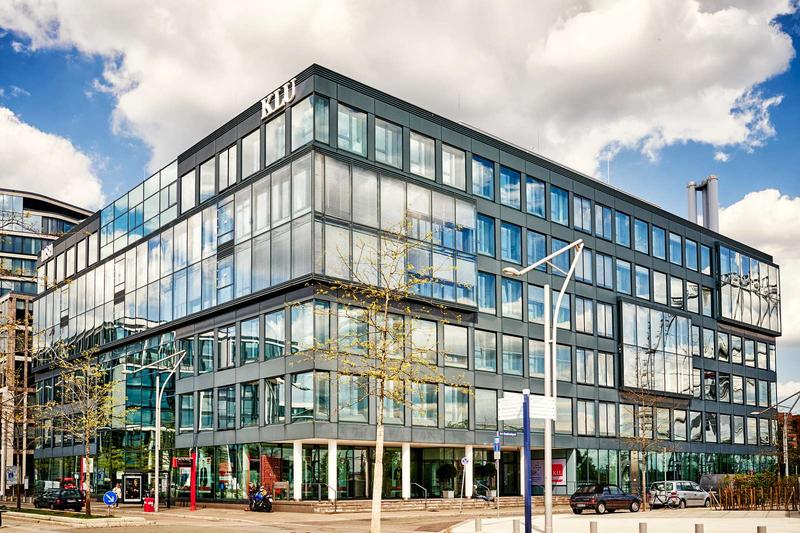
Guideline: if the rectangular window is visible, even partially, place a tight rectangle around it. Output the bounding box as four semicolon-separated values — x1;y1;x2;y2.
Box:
526;176;545;217
199;158;215;203
669;232;682;265
501;277;523;320
472;156;494;200
410;131;435;179
217;385;236;430
383;380;404;425
219;143;237;190
597;302;613;338
575;297;594;334
475;389;497;430
180;171;196;213
653;271;667;304
556;344;572;381
242;128;261;179
685;239;698;271
442;144;466;189
526;231;546;272
702;287;712;317
703;328;715;359
598;352;614;387
502;334;523;376
529;339;544;378
337;104;367;156
635;265;650;300
240;381;259;427
444;386;469;429
551;238;569;275
747;417;757;445
444;324;468;368
615;259;631;295
265;114;286;166
528;284;544;324
198;389;213;430
733;415;745;444
474;329;497;372
732;375;744;404
595;205;612;240
217;325;236;369
671;277;684;309
686;281;699;313
599;402;616;437
198;330;213;374
575;248;592;283
620;405;634;437
500;166;521;209
291;371;329;422
615;212;631;247
477;272;496;314
240;317;259;364
652;226;666;260
550;186;569;225
411;383;438;427
179;394;194;432
555;398;572;434
574;195;592;233
477;215;495;257
291;96;314;150
375;118;402;168
596;253;613;289
634;219;649;254
577;400;596;436
265;377;285;424
338;374;369;423
700;244;712;275
719;373;731;403
576;349;595;385
500;222;521;263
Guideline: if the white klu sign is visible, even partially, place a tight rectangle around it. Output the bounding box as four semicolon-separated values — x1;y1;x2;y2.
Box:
261;78;297;119
497;393;557;421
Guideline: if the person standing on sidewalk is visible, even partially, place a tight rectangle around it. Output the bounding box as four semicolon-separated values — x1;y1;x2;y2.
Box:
113;483;122;508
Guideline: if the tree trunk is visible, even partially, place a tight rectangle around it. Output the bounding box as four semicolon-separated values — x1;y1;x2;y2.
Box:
15;449;21;509
641;451;647;511
85;440;92;516
370;408;385;533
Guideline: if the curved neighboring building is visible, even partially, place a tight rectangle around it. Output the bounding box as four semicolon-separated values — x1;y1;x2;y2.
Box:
0;189;90;496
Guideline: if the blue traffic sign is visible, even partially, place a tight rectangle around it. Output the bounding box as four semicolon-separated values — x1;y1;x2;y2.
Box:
493;436;501;453
103;491;118;506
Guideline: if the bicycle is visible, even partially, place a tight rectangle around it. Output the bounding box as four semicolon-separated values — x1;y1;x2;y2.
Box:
651;492;681;509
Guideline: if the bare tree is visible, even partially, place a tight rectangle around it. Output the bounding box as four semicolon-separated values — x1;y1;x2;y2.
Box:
38;346;117;516
306;224;469;533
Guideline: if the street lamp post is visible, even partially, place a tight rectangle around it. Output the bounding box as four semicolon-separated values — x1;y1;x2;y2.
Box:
752;389;800;477
124;350;185;513
504;238;583;533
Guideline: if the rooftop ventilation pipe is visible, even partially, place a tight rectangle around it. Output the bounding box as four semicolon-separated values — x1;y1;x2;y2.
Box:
687;175;719;232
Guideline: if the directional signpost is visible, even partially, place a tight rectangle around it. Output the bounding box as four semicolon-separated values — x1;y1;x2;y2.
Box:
498;390;557;533
103;491;117;516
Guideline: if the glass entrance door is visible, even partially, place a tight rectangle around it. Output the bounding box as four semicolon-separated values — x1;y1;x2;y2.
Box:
500;451;519;496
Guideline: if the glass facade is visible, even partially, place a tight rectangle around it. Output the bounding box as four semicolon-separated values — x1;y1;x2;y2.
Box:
33;70;780;503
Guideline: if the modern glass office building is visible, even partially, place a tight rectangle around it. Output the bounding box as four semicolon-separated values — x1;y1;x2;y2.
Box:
32;65;781;504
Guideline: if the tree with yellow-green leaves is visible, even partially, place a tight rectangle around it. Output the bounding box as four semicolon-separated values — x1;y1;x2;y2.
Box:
306;224;469;533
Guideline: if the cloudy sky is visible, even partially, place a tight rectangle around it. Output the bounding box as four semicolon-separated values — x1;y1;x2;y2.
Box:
1;0;799;400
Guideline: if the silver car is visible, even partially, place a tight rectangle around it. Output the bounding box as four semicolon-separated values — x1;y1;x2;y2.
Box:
649;480;711;508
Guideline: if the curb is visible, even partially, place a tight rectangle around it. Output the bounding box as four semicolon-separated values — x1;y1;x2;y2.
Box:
6;511;155;529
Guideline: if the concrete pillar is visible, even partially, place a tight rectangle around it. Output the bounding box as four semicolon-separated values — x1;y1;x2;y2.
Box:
401;442;411;499
293;441;303;501
519;446;526;495
327;440;337;500
465;445;474;498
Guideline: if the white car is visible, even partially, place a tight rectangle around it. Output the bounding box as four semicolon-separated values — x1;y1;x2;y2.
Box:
649;481;711;508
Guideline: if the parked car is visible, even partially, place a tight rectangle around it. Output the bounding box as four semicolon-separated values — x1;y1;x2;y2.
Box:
649;481;711;508
569;483;641;514
33;488;84;511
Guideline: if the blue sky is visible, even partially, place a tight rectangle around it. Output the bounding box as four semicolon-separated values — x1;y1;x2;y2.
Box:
0;1;798;398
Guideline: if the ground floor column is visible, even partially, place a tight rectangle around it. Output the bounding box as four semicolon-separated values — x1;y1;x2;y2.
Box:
327;440;337;500
401;442;411;499
293;441;303;501
464;445;474;498
519;446;525;495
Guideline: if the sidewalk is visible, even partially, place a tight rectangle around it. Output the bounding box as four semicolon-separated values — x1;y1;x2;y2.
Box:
453;509;800;533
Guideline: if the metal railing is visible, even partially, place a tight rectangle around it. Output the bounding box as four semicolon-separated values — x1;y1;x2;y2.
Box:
411;482;428;509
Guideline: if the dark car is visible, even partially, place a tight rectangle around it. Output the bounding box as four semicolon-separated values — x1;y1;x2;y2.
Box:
569;483;641;514
34;488;84;511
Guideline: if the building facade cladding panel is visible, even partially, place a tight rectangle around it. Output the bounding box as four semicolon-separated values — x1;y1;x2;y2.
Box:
32;66;780;496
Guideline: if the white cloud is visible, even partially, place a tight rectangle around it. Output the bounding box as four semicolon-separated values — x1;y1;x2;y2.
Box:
776;381;800;411
0;107;104;209
8;85;29;97
0;0;794;175
714;151;730;162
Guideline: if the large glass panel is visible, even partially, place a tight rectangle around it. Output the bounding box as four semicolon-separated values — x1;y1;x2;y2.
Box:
411;383;438;427
265;377;285;424
477;272;496;314
475;389;497;430
444;386;468;429
442;144;466;190
550;186;568;225
324;156;351;220
338;375;368;423
472;156;494;200
526;176;545;217
337;104;367;156
652;226;666;260
291;96;314;150
500;167;521;209
375;118;402;168
615;212;630;247
264;309;285;359
502;335;523;376
500;222;521;263
352;167;378;227
444;324;468;368
199;158;215;203
240;317;259;364
265;114;286;166
240;381;259;427
634;219;648;254
474;330;496;372
669;232;682;265
242;128;261;179
477;215;495;257
409;131;435;179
